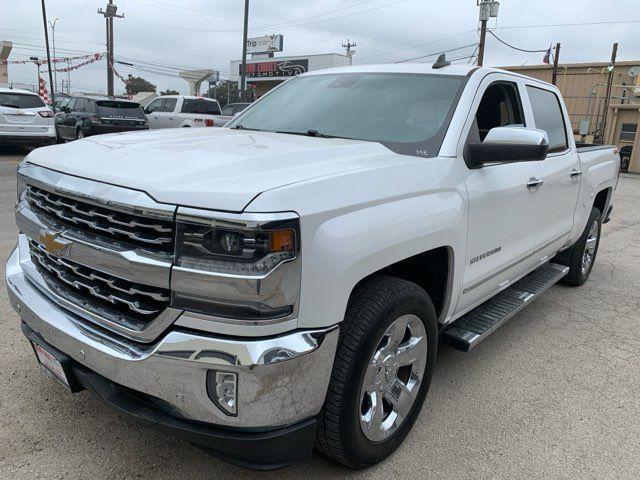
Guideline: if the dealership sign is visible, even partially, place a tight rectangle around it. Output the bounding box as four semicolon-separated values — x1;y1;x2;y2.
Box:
246;35;284;54
240;59;308;78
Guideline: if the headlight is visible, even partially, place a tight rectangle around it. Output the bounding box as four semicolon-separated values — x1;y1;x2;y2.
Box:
17;161;29;203
171;209;301;321
175;219;295;275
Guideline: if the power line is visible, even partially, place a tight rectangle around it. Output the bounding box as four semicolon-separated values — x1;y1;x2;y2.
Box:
358;29;477;61
125;0;409;32
487;30;549;53
498;19;640;29
394;43;478;63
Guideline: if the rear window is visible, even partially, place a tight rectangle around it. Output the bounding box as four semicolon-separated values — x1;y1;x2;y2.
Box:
0;92;46;109
182;99;221;115
96;100;145;118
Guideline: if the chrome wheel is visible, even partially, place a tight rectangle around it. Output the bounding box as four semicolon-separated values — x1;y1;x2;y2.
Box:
359;314;427;442
77;129;84;139
581;220;599;275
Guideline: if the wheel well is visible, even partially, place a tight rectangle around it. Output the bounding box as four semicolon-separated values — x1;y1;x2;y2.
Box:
593;188;611;215
368;247;451;321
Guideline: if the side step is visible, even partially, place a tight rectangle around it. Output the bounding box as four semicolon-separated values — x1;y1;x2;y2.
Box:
443;262;569;352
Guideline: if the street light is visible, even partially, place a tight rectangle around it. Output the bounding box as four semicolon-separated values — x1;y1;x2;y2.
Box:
29;56;40;90
48;17;58;93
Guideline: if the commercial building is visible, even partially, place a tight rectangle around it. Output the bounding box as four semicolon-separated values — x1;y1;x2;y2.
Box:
503;60;640;172
230;53;350;97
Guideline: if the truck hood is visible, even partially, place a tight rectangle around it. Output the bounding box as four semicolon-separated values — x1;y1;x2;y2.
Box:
26;128;399;211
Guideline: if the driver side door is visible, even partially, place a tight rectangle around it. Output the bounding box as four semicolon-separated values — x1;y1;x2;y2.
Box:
456;74;546;315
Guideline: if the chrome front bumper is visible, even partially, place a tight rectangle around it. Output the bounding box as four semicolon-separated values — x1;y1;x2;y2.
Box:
6;245;339;428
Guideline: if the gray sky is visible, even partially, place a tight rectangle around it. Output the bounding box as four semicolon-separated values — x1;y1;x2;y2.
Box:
3;0;640;95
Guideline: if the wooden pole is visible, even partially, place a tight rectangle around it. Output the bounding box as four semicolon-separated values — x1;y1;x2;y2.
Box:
551;43;561;85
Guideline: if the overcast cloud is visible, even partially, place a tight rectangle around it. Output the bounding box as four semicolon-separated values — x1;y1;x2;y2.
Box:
3;0;640;95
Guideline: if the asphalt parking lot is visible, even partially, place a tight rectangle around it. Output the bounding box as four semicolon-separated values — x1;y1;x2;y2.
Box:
1;146;639;479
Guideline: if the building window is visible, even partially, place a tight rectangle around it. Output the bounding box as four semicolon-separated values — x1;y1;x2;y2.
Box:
620;123;638;142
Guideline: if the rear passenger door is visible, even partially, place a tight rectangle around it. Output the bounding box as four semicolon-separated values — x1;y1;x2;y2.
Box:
526;85;580;257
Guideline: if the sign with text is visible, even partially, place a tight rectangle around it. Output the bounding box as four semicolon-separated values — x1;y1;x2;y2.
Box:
240;59;308;79
246;35;284;54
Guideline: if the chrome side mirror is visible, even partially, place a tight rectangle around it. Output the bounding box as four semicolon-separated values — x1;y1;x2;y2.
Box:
466;126;549;168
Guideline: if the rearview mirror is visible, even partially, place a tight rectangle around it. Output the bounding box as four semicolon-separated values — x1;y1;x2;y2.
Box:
465;126;549;168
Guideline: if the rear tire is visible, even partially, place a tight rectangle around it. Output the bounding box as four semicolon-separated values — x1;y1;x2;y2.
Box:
76;127;85;140
561;207;602;286
315;275;438;468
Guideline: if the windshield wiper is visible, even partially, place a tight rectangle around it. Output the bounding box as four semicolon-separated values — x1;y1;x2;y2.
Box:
275;129;352;140
231;124;263;132
0;103;21;109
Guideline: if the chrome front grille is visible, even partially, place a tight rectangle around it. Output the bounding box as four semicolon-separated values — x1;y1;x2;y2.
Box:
25;185;174;254
29;240;171;329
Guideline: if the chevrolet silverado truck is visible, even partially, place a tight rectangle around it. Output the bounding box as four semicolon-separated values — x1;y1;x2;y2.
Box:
5;60;619;470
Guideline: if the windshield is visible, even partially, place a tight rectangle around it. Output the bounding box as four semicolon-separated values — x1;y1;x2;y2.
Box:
0;92;46;109
228;73;466;156
96;100;145;118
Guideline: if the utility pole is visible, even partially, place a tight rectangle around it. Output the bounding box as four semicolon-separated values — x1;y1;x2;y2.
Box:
599;42;619;143
477;0;499;66
48;17;58;93
98;1;123;97
40;0;55;108
240;0;249;96
342;39;357;65
551;42;561;85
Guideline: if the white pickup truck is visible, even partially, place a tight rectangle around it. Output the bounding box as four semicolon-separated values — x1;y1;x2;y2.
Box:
144;95;224;128
6;60;619;470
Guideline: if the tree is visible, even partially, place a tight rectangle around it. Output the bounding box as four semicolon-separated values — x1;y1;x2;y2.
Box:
160;89;179;95
204;80;253;107
125;75;156;95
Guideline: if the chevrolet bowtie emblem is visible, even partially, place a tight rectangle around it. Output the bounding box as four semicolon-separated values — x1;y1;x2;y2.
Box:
38;232;69;256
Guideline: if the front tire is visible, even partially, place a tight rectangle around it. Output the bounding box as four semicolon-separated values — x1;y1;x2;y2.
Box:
316;275;438;468
561;207;602;286
76;127;85;140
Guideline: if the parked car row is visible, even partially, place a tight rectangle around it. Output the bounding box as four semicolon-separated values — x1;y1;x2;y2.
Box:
1;87;252;147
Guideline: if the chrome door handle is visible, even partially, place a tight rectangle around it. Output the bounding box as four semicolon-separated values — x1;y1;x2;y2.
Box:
527;178;544;189
570;169;583;178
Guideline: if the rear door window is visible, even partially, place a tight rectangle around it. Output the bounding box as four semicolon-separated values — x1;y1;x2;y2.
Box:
74;98;88;112
162;98;177;113
0;92;46;109
526;86;568;152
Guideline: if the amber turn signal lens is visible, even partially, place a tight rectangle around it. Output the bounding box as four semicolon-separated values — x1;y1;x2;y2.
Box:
268;229;295;252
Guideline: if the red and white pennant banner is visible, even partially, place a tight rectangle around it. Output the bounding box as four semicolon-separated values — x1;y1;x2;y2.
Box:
1;52;104;65
53;53;103;72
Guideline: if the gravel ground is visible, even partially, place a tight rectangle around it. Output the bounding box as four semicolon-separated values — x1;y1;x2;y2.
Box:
1;146;639;479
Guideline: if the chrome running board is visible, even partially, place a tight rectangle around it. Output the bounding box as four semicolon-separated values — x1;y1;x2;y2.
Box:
443;262;569;352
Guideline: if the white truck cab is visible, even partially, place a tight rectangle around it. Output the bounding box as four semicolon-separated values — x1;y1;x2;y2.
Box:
144;95;223;128
6;61;619;470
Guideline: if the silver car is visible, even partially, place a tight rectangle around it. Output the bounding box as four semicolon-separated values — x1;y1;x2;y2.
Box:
0;87;56;147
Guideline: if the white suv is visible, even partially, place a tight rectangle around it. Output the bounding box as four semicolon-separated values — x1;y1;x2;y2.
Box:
144;95;224;129
0;87;56;147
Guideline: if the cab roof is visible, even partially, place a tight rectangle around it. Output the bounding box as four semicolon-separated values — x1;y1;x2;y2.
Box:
304;63;510;78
